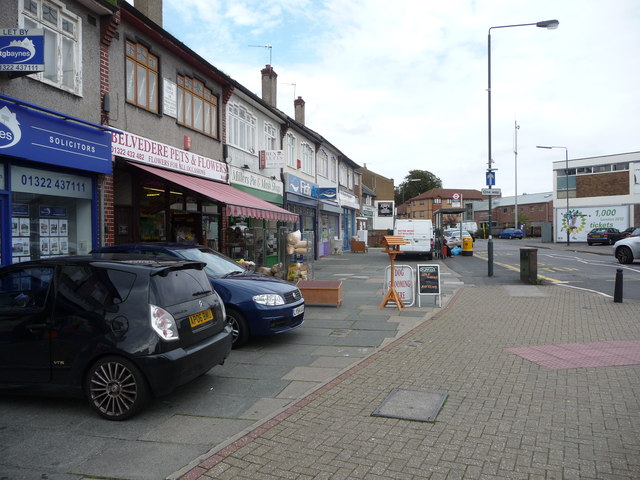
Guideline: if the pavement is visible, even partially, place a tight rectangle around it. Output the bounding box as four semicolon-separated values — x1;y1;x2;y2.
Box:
172;240;640;480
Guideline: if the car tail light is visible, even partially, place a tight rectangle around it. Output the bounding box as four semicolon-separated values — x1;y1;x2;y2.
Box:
150;304;180;341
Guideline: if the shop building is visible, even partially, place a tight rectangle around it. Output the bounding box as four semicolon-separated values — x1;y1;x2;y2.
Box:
549;151;640;242
106;2;296;268
0;0;118;266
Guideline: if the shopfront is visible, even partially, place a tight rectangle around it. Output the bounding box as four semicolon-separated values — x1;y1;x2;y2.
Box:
228;166;288;267
0;95;112;266
339;190;359;251
111;131;297;269
317;187;340;257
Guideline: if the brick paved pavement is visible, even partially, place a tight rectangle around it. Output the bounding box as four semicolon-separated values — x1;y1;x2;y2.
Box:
178;248;640;480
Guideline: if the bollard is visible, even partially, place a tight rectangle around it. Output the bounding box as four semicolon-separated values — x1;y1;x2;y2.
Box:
614;268;623;303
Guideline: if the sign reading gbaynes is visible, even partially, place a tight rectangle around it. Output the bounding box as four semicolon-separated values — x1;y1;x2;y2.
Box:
112;131;227;182
0;28;44;72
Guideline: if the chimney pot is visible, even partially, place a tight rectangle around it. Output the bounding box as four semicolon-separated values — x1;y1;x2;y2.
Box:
261;64;278;107
294;96;305;125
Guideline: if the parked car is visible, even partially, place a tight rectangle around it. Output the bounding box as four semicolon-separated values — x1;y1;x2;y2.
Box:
0;255;232;420
586;227;625;245
443;228;472;248
613;235;640;264
498;228;524;239
92;243;305;348
622;227;640;237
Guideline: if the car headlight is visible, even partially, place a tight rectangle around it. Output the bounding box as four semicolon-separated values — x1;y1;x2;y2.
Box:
253;294;285;306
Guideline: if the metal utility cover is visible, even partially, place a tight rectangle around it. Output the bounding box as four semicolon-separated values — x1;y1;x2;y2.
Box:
371;388;447;422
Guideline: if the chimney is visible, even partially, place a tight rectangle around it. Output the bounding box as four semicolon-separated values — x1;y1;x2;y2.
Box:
261;65;277;107
134;0;163;27
294;96;305;125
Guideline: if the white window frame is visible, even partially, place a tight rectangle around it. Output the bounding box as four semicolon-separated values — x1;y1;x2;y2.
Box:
286;132;296;167
329;155;337;182
228;103;256;153
264;121;278;150
318;150;329;178
20;0;82;95
301;143;314;174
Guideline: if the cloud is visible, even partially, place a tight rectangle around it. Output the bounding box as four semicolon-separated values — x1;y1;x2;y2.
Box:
162;0;640;194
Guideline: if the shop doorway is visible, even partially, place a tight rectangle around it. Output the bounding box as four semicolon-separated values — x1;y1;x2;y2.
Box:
115;206;134;244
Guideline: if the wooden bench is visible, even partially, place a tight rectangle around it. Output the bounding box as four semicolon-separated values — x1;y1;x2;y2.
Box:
350;240;368;253
297;280;343;307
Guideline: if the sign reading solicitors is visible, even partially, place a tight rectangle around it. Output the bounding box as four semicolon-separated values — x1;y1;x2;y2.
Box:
0;97;112;174
0;28;44;72
112;131;227;182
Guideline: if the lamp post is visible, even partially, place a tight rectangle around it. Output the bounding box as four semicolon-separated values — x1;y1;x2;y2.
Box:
487;19;559;277
514;120;520;230
401;178;421;217
537;145;570;246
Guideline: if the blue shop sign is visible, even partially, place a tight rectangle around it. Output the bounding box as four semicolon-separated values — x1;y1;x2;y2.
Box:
286;173;317;198
0;97;112;174
316;187;337;200
0;28;44;73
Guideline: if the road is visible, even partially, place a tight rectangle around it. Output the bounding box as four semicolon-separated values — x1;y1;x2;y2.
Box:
467;238;640;301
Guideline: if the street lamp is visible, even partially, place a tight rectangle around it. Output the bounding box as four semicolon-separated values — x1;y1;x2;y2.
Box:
401;178;421;216
537;145;570;246
514;121;520;230
487;19;559;277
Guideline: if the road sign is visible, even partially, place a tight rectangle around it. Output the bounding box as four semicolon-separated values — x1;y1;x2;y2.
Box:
486;171;495;186
481;188;501;196
452;193;460;200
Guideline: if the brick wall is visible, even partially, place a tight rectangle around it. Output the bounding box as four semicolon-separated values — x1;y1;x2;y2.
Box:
577;171;628;197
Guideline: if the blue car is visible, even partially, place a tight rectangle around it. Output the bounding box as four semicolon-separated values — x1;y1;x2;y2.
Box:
92;243;304;347
498;228;524;239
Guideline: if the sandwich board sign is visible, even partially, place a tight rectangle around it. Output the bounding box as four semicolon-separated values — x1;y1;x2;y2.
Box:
417;264;441;307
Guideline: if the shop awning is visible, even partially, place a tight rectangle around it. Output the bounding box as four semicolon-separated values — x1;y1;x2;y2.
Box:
128;162;298;222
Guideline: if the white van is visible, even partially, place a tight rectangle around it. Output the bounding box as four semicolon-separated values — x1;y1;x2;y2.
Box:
394;219;435;259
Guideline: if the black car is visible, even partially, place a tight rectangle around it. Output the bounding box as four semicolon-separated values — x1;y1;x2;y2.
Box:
586;227;625;245
0;255;232;420
92;243;305;348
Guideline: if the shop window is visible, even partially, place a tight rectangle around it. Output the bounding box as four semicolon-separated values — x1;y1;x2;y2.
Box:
20;0;82;95
125;41;158;113
228;103;256;152
264;122;278;150
11;167;93;261
178;75;218;138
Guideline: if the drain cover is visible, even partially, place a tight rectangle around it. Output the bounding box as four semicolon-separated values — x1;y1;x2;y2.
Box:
372;388;447;422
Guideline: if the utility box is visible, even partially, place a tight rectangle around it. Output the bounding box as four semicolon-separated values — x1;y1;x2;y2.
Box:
520;248;538;284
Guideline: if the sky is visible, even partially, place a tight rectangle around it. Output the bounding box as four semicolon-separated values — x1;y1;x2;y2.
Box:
154;0;639;196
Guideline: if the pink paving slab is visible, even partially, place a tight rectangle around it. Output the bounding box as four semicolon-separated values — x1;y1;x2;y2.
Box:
506;340;640;370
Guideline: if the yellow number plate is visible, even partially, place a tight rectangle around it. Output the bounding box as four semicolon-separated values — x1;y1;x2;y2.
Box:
189;309;213;328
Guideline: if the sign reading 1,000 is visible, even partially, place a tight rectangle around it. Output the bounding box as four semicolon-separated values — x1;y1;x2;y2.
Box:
21;174;87;193
595;209;616;217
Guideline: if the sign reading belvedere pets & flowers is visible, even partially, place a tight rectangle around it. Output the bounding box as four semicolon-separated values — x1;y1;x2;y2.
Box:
0;28;44;72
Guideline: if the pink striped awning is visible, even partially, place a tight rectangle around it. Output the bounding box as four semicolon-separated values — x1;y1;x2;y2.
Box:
129;162;298;223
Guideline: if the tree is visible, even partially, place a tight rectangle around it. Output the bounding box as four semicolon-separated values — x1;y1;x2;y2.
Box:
394;170;442;205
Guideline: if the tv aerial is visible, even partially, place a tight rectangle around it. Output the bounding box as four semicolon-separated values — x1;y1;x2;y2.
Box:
249;44;272;64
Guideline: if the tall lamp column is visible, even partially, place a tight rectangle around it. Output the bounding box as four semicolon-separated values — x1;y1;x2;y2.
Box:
537;145;570;246
486;19;559;277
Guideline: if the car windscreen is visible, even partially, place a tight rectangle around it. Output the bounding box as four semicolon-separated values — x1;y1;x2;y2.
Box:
150;268;212;306
175;248;245;277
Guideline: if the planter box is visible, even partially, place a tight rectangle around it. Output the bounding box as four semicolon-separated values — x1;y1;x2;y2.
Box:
297;280;343;307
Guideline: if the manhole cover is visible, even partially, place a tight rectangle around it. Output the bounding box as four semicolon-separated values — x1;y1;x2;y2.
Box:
372;388;447;422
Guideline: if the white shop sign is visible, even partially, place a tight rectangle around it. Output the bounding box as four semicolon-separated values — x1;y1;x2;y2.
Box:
111;131;228;182
383;264;415;307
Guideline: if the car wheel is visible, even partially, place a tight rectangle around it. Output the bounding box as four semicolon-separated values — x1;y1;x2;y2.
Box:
226;308;249;348
84;356;150;421
609;238;615;245
587;241;592;246
615;246;634;264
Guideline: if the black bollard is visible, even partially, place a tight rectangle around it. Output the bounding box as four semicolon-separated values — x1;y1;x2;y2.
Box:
614;268;623;303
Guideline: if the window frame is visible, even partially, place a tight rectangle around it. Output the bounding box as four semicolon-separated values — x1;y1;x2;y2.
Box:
264;121;278;150
227;103;256;152
20;0;82;95
286;132;296;168
178;75;219;138
301;142;314;174
125;40;159;113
